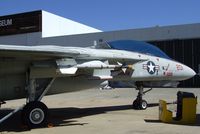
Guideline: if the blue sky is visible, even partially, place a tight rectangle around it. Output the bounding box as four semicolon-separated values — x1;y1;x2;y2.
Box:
0;0;200;31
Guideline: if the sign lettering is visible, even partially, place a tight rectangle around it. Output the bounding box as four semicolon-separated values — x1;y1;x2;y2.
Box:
0;19;12;27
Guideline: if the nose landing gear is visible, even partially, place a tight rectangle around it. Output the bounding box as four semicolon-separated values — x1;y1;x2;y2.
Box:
132;83;152;110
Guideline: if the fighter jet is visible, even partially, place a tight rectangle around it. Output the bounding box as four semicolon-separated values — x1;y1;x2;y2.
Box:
0;40;196;128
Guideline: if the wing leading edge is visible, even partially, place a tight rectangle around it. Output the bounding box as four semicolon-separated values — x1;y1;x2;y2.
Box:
0;45;81;59
0;44;148;62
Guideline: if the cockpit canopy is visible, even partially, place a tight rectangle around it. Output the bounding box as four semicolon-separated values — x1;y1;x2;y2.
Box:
108;40;170;59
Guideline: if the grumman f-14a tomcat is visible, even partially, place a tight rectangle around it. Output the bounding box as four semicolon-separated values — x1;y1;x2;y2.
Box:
0;40;196;128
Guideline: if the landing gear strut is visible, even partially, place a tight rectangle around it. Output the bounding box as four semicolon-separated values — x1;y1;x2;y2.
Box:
132;83;152;110
21;77;56;128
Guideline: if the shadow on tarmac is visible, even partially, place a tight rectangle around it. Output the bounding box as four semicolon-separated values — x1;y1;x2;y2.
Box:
0;104;133;132
147;102;174;108
1;103;199;132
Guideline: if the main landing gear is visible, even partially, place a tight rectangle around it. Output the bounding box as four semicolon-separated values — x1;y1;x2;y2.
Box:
132;83;152;110
0;77;56;128
20;78;56;128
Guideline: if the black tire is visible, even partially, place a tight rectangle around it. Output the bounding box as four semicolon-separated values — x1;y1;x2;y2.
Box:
21;101;48;128
140;100;148;110
132;99;148;110
132;99;139;109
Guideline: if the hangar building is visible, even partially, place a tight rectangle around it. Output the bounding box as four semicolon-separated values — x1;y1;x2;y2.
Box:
0;10;199;87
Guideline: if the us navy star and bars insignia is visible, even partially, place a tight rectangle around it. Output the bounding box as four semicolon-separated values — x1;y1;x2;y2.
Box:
143;61;159;75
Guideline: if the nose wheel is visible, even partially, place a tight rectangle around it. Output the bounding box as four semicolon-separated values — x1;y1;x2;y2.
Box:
132;99;148;110
132;83;152;110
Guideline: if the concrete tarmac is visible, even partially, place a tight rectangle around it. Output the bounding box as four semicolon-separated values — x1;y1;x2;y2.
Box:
0;88;200;134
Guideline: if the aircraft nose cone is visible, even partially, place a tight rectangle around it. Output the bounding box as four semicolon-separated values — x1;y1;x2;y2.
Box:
184;65;196;79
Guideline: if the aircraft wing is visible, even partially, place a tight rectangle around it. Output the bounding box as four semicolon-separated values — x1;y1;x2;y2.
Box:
0;44;148;62
0;44;148;76
0;45;82;59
